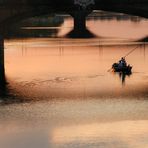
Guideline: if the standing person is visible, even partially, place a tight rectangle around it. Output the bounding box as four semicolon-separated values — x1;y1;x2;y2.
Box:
120;57;127;67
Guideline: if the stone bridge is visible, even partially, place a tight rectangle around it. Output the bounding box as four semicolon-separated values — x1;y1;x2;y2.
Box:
0;0;147;32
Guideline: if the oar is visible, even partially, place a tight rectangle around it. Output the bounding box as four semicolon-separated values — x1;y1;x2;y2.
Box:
107;67;113;72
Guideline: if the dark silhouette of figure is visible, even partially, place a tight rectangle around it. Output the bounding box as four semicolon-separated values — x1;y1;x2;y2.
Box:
119;57;127;67
119;72;126;86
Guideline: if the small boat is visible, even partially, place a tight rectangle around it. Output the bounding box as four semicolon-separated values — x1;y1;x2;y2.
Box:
112;63;132;74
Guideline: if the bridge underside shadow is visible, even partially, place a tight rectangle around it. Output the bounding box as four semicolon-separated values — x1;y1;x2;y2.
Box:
66;28;95;38
0;3;147;38
137;36;148;42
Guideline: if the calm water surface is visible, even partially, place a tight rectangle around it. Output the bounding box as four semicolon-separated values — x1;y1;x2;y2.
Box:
0;11;148;148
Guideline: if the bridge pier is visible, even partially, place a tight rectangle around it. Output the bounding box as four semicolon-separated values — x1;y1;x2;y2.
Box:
73;10;87;31
68;10;94;38
0;35;6;85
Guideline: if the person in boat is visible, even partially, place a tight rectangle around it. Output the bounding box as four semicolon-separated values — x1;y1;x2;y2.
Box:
112;57;132;73
119;57;127;67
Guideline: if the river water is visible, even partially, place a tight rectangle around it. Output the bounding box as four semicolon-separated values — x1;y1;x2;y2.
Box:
0;11;148;148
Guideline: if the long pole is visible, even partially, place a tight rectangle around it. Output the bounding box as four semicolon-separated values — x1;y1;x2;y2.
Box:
123;45;140;58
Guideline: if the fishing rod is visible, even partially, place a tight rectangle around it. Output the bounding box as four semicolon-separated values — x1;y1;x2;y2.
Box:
123;44;140;58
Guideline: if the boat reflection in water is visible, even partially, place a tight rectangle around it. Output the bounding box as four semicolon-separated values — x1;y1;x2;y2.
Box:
112;71;132;86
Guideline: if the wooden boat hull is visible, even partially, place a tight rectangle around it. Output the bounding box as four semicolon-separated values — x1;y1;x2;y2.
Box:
112;63;132;74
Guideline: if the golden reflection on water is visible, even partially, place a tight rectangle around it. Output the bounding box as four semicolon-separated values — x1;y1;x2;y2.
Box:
5;38;148;99
52;121;148;148
0;99;148;148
